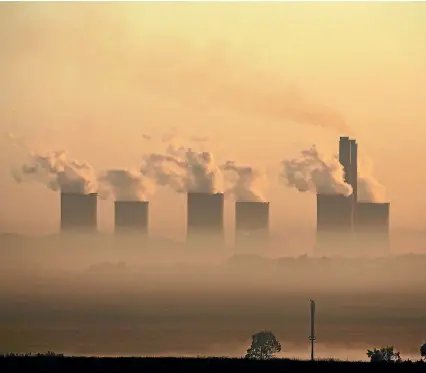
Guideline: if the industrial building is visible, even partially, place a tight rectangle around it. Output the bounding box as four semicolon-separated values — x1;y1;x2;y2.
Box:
234;201;269;252
114;201;149;233
60;192;97;232
316;136;390;257
186;192;224;248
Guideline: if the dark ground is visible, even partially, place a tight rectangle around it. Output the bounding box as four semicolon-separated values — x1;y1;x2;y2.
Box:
1;357;425;373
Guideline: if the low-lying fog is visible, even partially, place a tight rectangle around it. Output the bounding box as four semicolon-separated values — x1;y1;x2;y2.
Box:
1;233;426;361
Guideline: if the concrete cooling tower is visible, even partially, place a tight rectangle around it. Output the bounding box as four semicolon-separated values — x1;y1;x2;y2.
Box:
354;202;390;256
235;201;269;253
114;201;149;234
315;194;354;257
186;192;224;249
60;192;97;232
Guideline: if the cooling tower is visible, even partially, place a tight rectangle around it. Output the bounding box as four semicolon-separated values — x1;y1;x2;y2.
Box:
354;202;390;256
60;192;97;232
186;192;224;247
114;201;149;233
235;201;269;253
316;194;354;231
315;194;354;257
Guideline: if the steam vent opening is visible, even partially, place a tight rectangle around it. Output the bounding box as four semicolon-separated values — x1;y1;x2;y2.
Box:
186;192;224;250
235;201;269;254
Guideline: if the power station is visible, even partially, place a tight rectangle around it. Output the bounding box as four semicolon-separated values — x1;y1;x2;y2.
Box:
235;201;269;252
51;136;390;257
315;137;390;257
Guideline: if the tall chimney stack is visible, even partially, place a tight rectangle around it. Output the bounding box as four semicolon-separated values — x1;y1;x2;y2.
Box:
349;139;358;204
339;137;351;185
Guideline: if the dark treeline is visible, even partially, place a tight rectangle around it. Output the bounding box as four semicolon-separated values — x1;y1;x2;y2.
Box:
1;356;426;373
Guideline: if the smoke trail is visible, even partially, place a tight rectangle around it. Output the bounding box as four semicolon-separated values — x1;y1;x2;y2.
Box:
221;161;267;202
97;169;155;201
357;156;387;203
141;145;223;193
280;145;352;196
12;150;97;194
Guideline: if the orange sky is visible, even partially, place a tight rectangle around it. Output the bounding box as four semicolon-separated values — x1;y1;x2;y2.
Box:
0;2;425;239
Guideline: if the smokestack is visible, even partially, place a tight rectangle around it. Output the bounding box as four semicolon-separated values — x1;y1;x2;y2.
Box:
186;192;224;246
338;136;358;225
349;139;358;204
114;201;149;234
354;202;390;256
339;137;351;185
60;192;97;232
235;201;269;252
316;193;354;257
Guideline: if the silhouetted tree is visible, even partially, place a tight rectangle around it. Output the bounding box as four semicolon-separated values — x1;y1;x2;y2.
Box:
420;342;426;361
366;346;401;363
245;330;281;360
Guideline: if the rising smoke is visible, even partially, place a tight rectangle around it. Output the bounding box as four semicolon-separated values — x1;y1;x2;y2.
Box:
221;161;267;202
97;169;155;201
141;145;223;194
281;145;352;196
12;150;97;194
0;4;351;137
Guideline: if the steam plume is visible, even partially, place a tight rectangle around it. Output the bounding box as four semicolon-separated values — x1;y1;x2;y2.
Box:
141;145;223;194
12;150;97;194
281;145;352;196
357;156;387;203
97;169;154;201
221;161;267;202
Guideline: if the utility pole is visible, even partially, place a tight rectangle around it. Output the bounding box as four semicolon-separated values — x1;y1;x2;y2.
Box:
309;299;316;361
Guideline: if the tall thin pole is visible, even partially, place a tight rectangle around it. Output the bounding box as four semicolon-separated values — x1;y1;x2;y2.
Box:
309;299;316;361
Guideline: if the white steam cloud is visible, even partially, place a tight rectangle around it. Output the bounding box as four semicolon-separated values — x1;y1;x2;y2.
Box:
280;145;352;196
12;150;97;194
141;145;223;194
357;156;387;203
97;169;155;201
221;161;267;202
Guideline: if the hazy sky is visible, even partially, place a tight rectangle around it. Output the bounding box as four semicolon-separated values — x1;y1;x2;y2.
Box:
0;2;425;237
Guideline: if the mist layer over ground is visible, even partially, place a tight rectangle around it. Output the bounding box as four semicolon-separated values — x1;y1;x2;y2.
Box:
1;234;426;361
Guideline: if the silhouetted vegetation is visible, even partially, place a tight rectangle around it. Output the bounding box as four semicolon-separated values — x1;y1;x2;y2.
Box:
420;342;426;361
366;346;401;362
1;356;426;372
245;330;281;360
